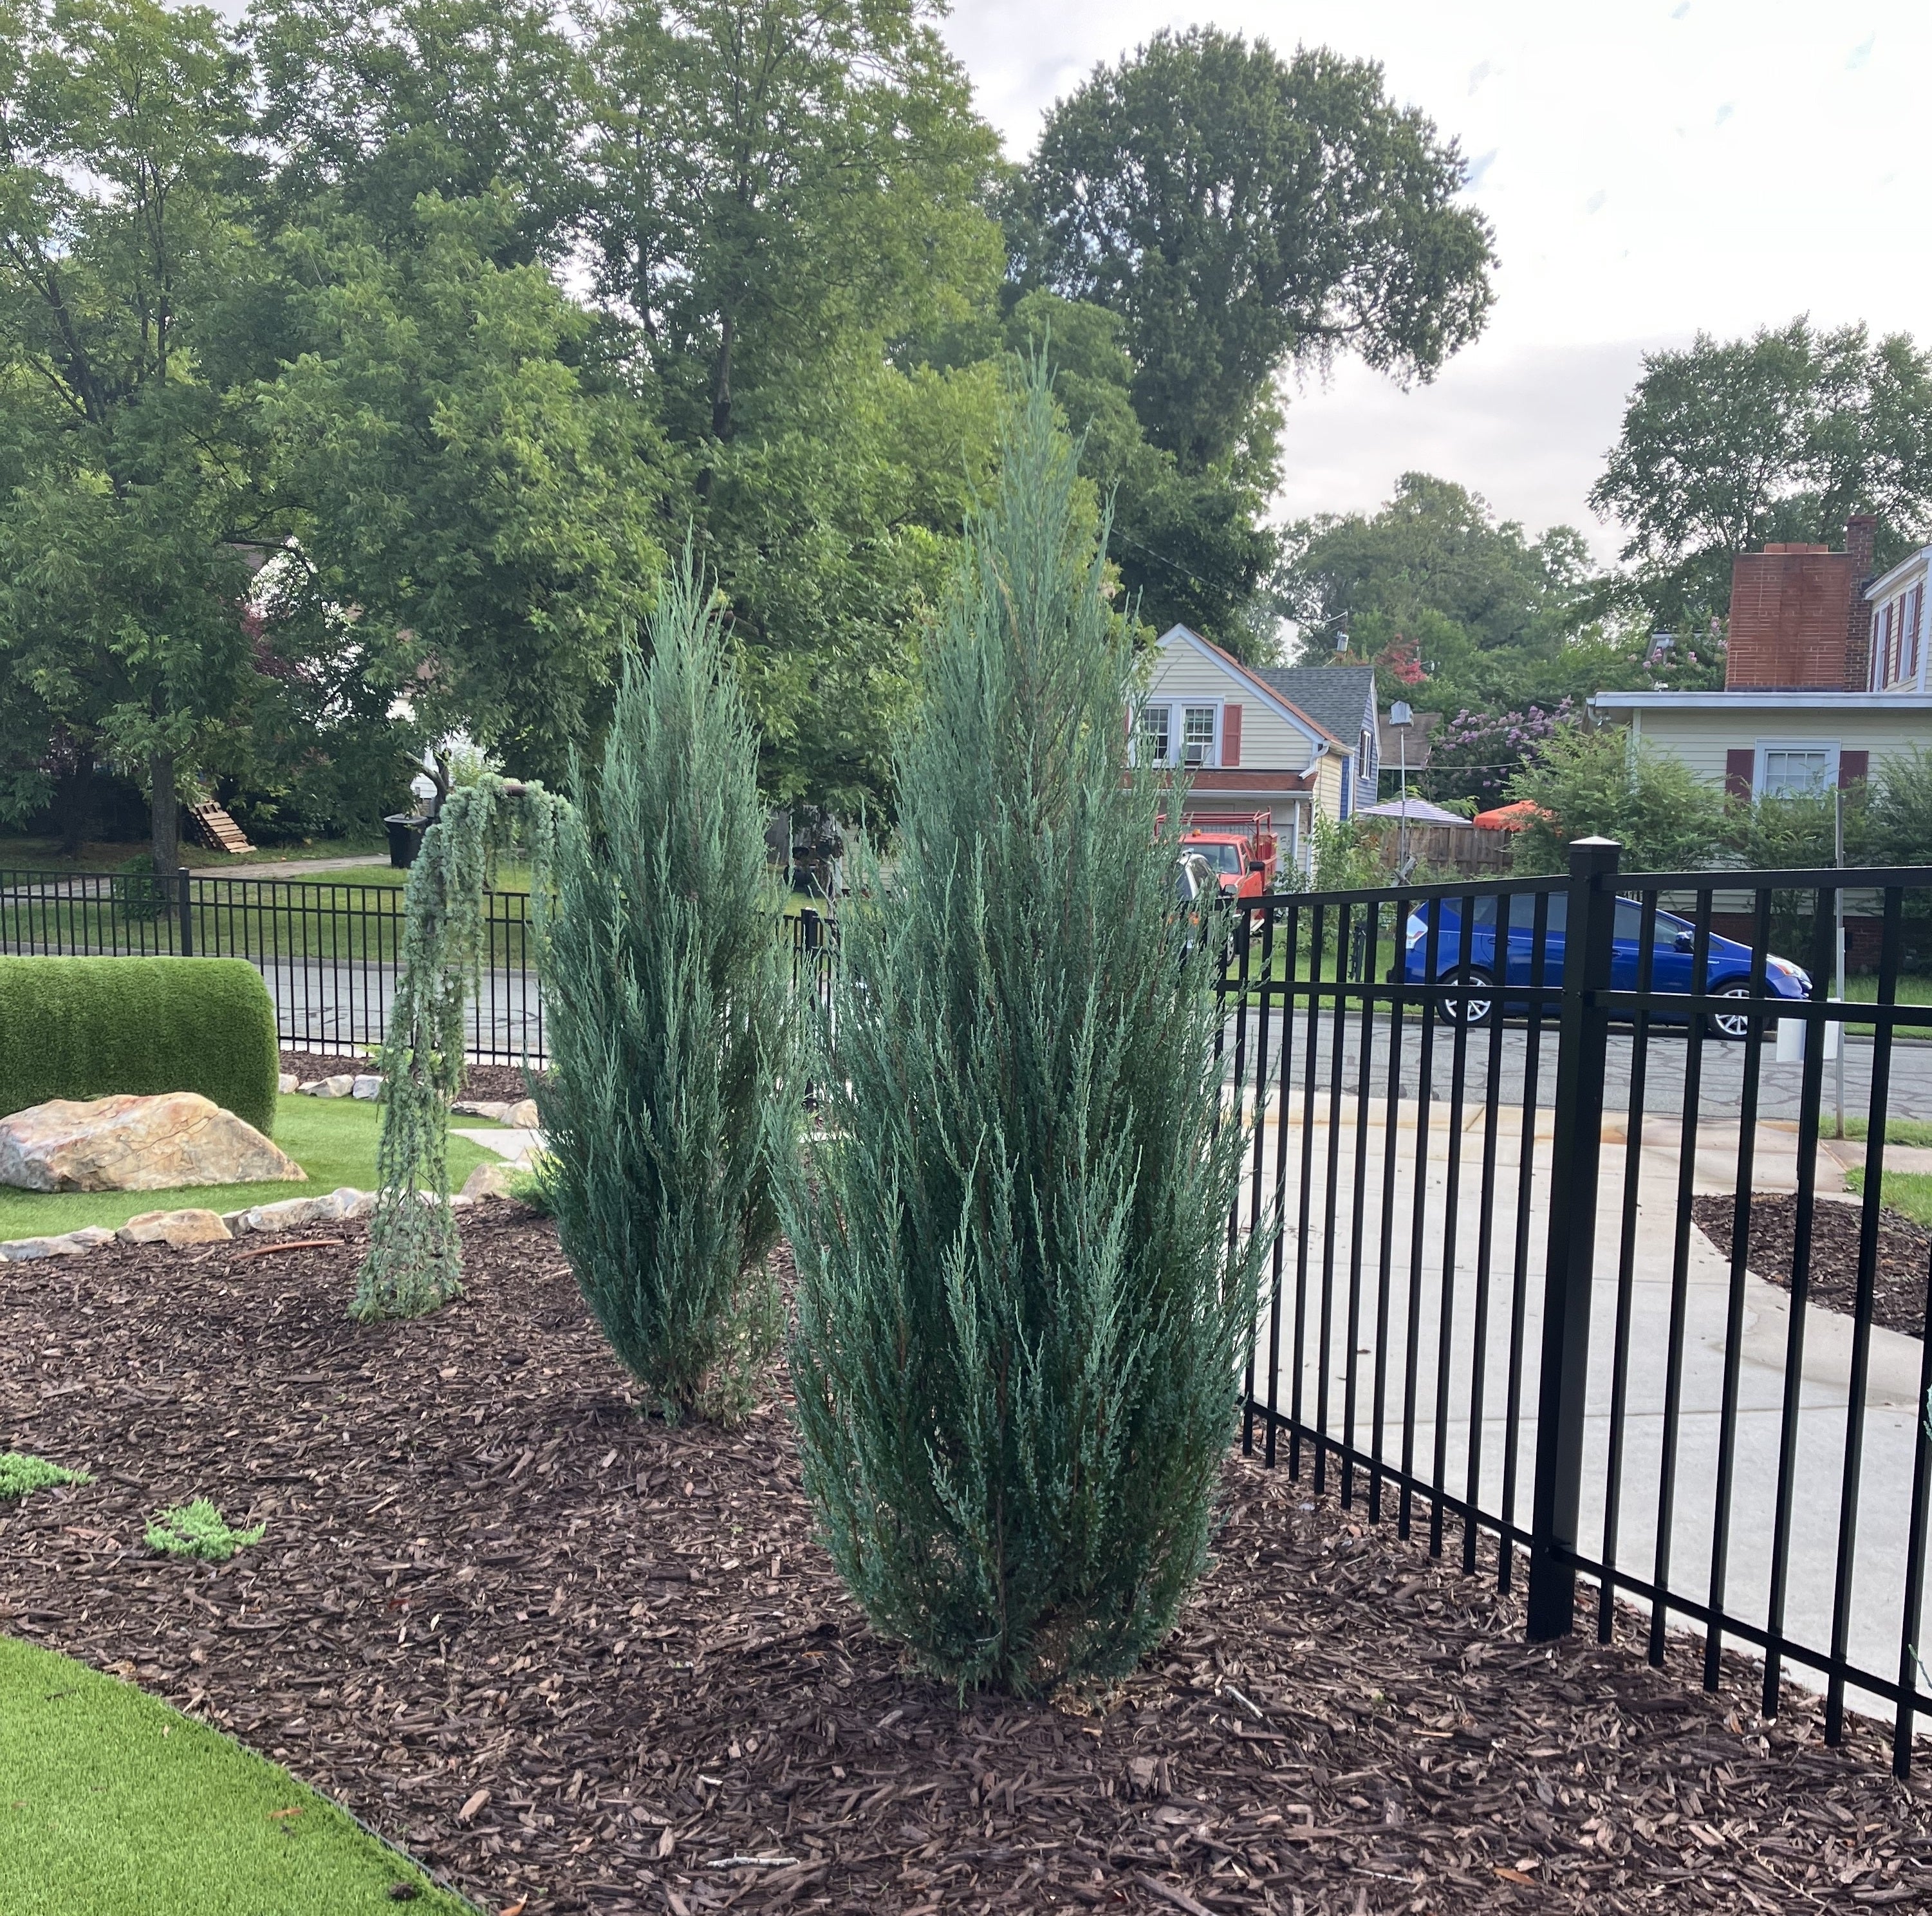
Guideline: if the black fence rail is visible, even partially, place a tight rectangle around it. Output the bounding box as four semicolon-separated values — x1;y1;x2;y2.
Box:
0;868;837;1068
14;851;1932;1772
1222;841;1932;1774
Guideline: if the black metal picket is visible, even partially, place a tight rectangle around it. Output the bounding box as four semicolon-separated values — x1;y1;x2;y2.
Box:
12;848;1932;1772
1225;841;1932;1775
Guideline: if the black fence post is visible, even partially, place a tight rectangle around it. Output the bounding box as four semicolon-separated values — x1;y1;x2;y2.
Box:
1527;835;1620;1639
176;866;194;958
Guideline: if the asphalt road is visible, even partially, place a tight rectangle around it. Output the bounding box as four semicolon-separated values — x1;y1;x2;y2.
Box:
1223;1011;1932;1123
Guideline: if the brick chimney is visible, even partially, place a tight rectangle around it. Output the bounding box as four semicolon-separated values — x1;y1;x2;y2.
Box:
1842;514;1879;690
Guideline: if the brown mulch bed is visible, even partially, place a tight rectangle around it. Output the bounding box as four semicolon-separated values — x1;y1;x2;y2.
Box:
279;1047;539;1104
5;1213;1929;1915
1692;1191;1932;1339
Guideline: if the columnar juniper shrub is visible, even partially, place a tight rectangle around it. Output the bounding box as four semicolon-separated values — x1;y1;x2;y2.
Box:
534;559;792;1424
782;367;1268;1696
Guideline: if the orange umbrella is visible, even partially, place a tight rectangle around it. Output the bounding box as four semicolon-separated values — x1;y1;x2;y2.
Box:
1471;799;1550;832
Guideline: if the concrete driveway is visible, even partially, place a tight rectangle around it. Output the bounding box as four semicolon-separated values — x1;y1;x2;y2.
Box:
1243;1090;1930;1735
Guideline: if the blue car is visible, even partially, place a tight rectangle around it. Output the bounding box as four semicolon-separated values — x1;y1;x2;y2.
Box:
1401;894;1812;1037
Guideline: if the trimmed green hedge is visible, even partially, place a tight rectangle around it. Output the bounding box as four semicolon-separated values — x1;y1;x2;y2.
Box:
0;958;279;1137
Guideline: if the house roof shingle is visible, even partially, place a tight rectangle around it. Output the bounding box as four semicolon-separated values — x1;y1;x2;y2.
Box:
1250;666;1378;747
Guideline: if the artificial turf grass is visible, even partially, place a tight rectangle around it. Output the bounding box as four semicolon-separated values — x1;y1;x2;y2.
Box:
0;1093;503;1238
0;1635;476;1916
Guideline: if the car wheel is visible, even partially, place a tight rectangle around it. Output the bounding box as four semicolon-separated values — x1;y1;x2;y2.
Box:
1707;981;1758;1041
1441;966;1496;1028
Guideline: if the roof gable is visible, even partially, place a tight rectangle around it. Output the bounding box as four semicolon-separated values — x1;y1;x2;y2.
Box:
1150;626;1337;745
1252;665;1378;745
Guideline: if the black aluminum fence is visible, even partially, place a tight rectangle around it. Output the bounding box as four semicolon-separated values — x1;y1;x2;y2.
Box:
0;868;836;1066
1222;842;1932;1774
13;851;1932;1770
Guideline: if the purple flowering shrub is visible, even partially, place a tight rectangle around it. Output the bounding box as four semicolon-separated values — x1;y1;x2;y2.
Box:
1423;698;1574;810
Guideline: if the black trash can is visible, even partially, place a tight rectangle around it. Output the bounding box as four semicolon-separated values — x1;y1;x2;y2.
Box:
385;813;427;870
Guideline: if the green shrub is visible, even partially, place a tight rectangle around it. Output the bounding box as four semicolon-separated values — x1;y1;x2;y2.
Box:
504;1151;556;1216
1509;722;1725;875
534;555;792;1424
0;1452;91;1500
144;1499;265;1562
781;367;1266;1696
0;957;279;1136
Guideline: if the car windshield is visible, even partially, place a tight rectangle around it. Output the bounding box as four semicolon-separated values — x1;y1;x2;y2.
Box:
1187;841;1244;875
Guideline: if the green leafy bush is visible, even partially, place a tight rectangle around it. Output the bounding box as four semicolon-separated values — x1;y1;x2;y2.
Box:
534;557;792;1424
1509;723;1725;875
0;1452;91;1500
781;367;1266;1696
0;957;279;1135
144;1499;265;1562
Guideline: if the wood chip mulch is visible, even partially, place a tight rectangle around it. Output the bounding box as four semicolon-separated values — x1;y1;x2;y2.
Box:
1693;1191;1932;1339
5;1211;1930;1915
279;1048;539;1104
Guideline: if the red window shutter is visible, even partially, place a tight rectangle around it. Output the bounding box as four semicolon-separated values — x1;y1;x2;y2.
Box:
1725;749;1755;799
1221;703;1241;767
1839;749;1869;788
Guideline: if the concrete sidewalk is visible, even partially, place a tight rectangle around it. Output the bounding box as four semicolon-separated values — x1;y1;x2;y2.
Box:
1247;1101;1931;1733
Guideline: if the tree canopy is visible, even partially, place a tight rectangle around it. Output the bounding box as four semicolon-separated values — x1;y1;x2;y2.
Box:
0;0;269;869
0;0;1508;843
1010;29;1495;477
1278;474;1632;709
1590;317;1932;629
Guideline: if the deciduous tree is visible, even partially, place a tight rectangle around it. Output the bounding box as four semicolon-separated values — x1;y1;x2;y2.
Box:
1590;318;1932;629
0;0;269;867
1012;29;1494;477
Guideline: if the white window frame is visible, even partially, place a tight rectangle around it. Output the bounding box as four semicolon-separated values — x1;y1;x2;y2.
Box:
1134;701;1172;767
1755;739;1839;799
1132;699;1221;768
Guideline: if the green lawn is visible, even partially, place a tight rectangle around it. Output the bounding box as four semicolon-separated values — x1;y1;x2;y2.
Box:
0;1094;502;1240
1843;1166;1932;1229
1837;974;1932;1039
0;1634;474;1916
0;875;536;967
0;836;389;875
1819;1115;1932;1149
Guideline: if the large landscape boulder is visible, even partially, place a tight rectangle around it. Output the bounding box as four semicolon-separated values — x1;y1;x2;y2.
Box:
0;1093;306;1193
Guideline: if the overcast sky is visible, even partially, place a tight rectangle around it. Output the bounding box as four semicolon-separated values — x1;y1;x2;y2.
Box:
940;0;1931;559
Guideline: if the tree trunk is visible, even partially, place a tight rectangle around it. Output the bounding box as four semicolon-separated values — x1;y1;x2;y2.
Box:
149;749;180;873
711;310;735;443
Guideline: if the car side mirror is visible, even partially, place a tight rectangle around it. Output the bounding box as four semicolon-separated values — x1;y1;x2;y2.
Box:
1248;860;1267;875
1674;931;1694;953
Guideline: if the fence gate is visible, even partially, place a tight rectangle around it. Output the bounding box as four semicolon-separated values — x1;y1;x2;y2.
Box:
1221;839;1932;1775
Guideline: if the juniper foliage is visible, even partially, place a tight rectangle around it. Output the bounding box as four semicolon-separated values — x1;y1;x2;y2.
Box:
783;366;1268;1695
354;774;562;1322
534;559;792;1423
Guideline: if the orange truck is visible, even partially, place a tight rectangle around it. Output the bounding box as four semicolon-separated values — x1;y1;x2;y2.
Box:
1177;811;1279;902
